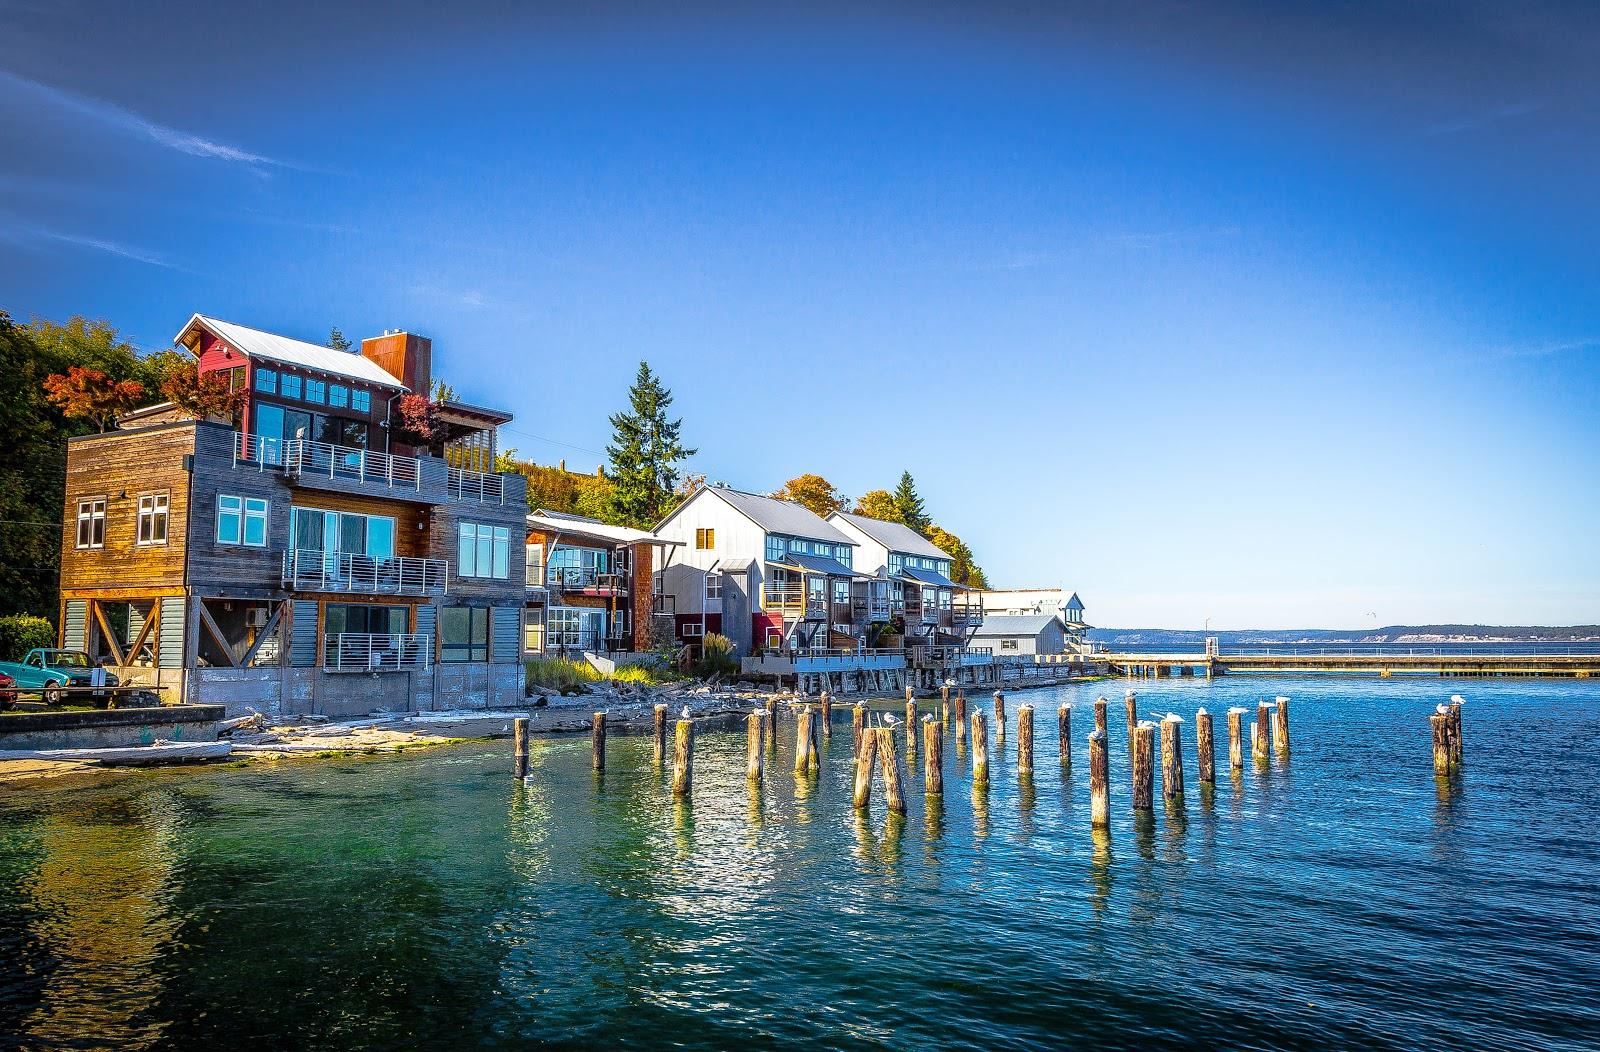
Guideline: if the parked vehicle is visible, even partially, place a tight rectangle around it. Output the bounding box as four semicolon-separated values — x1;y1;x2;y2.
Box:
0;649;118;705
0;671;16;710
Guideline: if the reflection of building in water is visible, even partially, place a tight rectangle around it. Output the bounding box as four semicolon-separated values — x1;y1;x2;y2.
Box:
19;804;181;1049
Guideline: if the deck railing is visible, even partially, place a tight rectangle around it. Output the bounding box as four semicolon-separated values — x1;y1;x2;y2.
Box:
547;566;628;593
762;588;827;620
322;632;432;672
447;466;505;505
232;431;285;469
283;549;448;596
284;439;422;491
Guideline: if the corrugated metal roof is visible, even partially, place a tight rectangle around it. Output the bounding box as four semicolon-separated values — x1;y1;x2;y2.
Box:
830;511;951;560
176;315;407;390
898;565;959;589
778;552;869;578
970;614;1061;637
704;487;855;544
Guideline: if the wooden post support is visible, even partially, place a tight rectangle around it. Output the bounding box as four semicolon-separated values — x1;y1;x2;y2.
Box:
853;701;868;758
1058;704;1072;771
1196;708;1215;784
1131;721;1155;811
513;717;529;779
808;705;821;774
1017;704;1034;776
1094;696;1108;736
746;710;764;783
1430;712;1451;775
1160;715;1184;802
1228;707;1246;769
1124;690;1137;738
905;698;918;760
1253;701;1272;764
795;707;814;777
971;711;990;789
1273;695;1290;757
923;716;943;797
1449;695;1465;767
853;721;879;809
1089;729;1109;828
955;691;968;745
994;690;1006;726
653;704;668;766
941;683;951;724
591;711;607;771
820;691;832;739
765;697;778;749
905;684;914;709
877;726;907;815
672;719;694;797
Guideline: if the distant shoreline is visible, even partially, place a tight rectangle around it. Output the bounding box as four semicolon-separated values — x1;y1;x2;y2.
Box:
1091;625;1600;647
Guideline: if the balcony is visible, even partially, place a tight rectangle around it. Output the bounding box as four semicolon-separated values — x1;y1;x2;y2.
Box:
322;632;432;672
762;587;827;621
547;566;629;596
285;439;423;491
447;466;506;505
283;549;448;597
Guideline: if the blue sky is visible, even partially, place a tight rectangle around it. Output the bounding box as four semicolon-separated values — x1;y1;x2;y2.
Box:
3;1;1598;628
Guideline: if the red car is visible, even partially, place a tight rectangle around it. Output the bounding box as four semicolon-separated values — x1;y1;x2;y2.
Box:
0;670;16;710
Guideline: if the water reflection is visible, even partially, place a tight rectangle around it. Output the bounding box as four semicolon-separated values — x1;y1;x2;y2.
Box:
1018;776;1036;839
1088;826;1113;917
971;785;989;839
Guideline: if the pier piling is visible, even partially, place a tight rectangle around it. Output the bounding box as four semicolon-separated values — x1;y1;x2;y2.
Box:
1094;696;1108;736
877;727;908;816
1058;704;1072;771
672;719;694;798
1196;708;1215;784
747;710;764;783
513;717;529;779
652;705;668;766
795;708;815;777
994;691;1006;727
592;712;607;772
1273;696;1291;757
1430;712;1451;775
1160;715;1184;802
955;691;968;746
853;701;868;758
1449;695;1465;767
1089;730;1109;828
971;711;990;789
1227;707;1245;770
1017;704;1035;776
941;684;951;724
923;716;943;797
1124;690;1137;738
1253;701;1272;765
905;698;918;761
853;721;879;810
1131;721;1155;811
820;691;832;739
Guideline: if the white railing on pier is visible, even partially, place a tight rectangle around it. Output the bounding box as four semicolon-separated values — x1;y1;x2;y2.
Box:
283;549;447;596
447;466;505;505
322;632;432;672
283;439;422;491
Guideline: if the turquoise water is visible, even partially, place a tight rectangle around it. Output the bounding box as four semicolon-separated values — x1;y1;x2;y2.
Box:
2;677;1597;1051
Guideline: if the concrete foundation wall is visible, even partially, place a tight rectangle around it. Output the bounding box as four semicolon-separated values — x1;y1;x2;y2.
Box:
0;705;223;750
187;661;524;718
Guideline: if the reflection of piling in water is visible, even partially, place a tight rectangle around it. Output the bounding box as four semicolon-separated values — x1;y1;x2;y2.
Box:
923;716;943;797
971;711;990;789
1017;704;1034;776
672;719;694;797
746;711;764;783
1196;708;1215;784
853;722;879;810
1089;729;1109;828
1160;715;1184;803
592;712;607;772
1094;696;1108;737
1058;704;1072;771
1228;707;1246;770
1430;712;1451;775
513;717;529;779
820;691;832;739
877;726;908;815
853;702;867;758
653;705;668;766
1131;721;1155;812
1253;702;1272;765
1274;696;1291;757
905;698;918;761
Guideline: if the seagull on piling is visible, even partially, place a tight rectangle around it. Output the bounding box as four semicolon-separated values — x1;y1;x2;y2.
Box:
883;713;901;727
1435;704;1451;715
681;705;691;720
1450;695;1466;705
1163;712;1183;723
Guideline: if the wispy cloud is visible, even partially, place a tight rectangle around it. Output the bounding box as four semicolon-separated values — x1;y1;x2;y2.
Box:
0;69;291;168
409;283;491;310
1488;337;1599;360
1103;226;1242;250
1425;101;1546;137
1;222;185;270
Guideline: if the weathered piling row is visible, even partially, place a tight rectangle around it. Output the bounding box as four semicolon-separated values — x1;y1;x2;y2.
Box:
1160;715;1184;802
514;717;529;779
1017;704;1035;776
1274;696;1291;757
1131;721;1155;811
1094;696;1108;736
1196;708;1215;784
1253;701;1272;764
592;712;607;771
820;691;832;740
1089;730;1109;828
653;705;668;766
746;710;764;783
853;722;879;809
971;711;990;789
923;716;944;797
1430;712;1451;775
672;719;694;797
877;726;908;815
1227;706;1246;769
905;698;918;761
1058;704;1072;770
853;702;867;758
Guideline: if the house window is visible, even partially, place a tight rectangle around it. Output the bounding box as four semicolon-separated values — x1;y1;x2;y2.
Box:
832;579;849;604
439;607;489;662
788;538;806;554
75;499;105;549
937;560;951;577
136;493;168;545
217;495;269;546
695;528;715;550
329;384;349;408
305;379;326;404
458;522;510;579
290;507;394;559
765;535;785;563
280;373;303;400
706;572;723;600
1001;639;1019;650
351;389;371;413
682;621;703;639
255;368;277;394
814;544;830;559
888;553;903;574
836;546;851;568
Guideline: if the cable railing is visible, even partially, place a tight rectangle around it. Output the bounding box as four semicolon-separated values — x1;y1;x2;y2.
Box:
447;466;505;505
232;431;285;469
283;549;448;596
547;566;628;592
283;439;422;490
322;632;432;672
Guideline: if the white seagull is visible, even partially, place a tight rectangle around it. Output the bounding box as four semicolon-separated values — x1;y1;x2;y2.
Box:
681;705;691;720
883;712;901;727
1450;695;1466;705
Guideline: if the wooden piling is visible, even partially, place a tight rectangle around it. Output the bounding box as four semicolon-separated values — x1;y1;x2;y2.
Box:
1448;696;1464;767
994;691;1006;726
905;698;918;760
820;691;832;739
1160;716;1184;802
1094;696;1108;736
1124;690;1137;738
746;711;764;782
1131;721;1155;811
1196;708;1215;784
795;708;814;777
1089;729;1109;828
1227;706;1245;769
923;716;943;797
1273;695;1290;757
1017;704;1034;776
765;697;778;750
941;683;951;724
591;711;607;771
672;719;694;797
652;704;668;766
905;684;914;709
852;701;868;758
1253;701;1271;764
513;717;529;779
853;721;879;809
808;705;820;774
877;726;907;815
1430;712;1450;775
971;711;990;789
1057;704;1072;771
955;691;968;745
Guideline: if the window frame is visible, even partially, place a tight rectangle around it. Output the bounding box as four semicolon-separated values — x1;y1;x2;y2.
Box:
328;384;349;409
136;492;169;546
279;373;303;400
305;378;326;405
439;606;490;663
351;388;371;413
694;527;715;550
705;572;723;601
458;522;511;579
75;498;106;550
254;367;277;394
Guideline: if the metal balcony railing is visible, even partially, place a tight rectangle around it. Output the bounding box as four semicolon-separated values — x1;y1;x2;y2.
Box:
547;566;627;593
232;431;286;469
447;466;505;505
284;439;422;491
283;549;448;596
322;632;432;672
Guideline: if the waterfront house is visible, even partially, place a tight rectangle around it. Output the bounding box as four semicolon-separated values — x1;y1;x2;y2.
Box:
826;511;984;646
971;588;1090;651
525;509;679;656
968;614;1068;657
56;316;530;717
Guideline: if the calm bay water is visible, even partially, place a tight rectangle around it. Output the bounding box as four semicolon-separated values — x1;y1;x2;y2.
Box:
2;677;1598;1051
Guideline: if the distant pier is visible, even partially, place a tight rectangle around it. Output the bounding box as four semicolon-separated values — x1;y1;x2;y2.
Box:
1104;646;1600;679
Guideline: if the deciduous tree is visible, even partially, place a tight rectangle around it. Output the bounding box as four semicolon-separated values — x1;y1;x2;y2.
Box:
158;359;247;419
852;489;901;523
42;365;145;432
773;473;847;518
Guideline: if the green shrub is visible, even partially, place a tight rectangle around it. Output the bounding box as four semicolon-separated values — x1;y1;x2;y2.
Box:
693;632;738;679
0;614;53;660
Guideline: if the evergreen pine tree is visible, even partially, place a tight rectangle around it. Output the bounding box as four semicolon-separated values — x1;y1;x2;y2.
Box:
605;361;696;528
327;327;351;351
892;471;930;533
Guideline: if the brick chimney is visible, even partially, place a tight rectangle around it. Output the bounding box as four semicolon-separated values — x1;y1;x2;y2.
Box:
360;330;432;396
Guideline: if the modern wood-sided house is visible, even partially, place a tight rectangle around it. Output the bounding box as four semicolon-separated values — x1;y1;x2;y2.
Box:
969;588;1091;652
56;315;530;717
827;511;985;645
524;509;680;656
653;485;878;657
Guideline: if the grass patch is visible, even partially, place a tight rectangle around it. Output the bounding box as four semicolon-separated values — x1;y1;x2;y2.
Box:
524;655;684;694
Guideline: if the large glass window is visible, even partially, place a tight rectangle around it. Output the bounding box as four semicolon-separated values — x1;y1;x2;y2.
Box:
75;498;105;549
765;535;785;564
217;495;269;546
136;493;168;545
351;389;371;413
887;553;903;574
280;373;302;400
325;604;406;636
305;379;326;404
832;579;849;604
254;368;277;394
546;607;604;650
458;523;510;579
329;384;348;408
440;607;489;662
289;507;395;558
836;547;851;568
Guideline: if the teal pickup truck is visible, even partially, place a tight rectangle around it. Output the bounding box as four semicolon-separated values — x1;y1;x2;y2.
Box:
0;649;119;705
